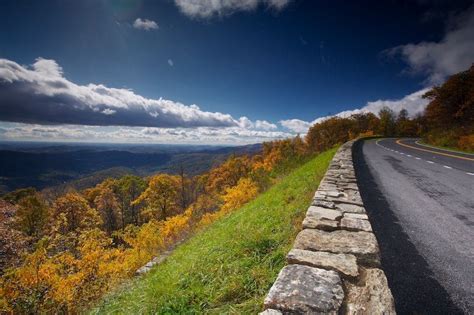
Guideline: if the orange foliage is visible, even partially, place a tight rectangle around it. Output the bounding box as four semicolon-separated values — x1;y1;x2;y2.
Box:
458;134;474;151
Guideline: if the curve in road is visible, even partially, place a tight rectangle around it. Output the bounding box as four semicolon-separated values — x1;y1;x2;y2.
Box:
353;138;473;314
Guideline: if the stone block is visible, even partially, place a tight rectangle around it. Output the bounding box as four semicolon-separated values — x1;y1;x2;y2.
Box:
293;229;380;266
264;265;344;314
344;213;368;220
307;206;343;221
343;268;396;315
287;249;358;278
340;217;372;232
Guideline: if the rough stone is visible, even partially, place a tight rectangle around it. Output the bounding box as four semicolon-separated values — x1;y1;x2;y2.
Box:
259;309;282;315
314;193;364;206
344;268;396;315
264;265;344;314
334;202;366;214
303;216;338;231
293;229;380;266
340;217;373;232
344;213;368;220
312;199;336;209
307;206;343;221
303;206;342;231
287;249;358;278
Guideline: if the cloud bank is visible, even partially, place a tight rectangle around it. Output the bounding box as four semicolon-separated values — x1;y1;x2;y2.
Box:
0;123;292;145
174;0;291;18
279;88;431;133
133;18;159;30
0;57;287;144
385;6;474;84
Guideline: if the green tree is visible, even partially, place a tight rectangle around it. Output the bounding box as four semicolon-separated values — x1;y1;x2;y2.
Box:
15;194;48;237
115;175;146;227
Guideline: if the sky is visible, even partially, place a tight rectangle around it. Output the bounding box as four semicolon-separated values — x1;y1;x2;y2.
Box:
0;0;473;144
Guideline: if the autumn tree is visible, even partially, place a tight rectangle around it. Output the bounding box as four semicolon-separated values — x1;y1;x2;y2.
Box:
15;193;49;238
114;175;146;227
52;192;100;234
0;200;29;272
395;109;418;137
133;174;180;221
422;64;474;149
378;107;396;136
306;117;355;152
2;187;37;204
49;192;101;253
178;166;191;212
206;155;253;194
351;113;380;135
94;187;120;233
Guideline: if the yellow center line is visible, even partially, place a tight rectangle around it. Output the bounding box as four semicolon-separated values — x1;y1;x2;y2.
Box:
395;139;474;162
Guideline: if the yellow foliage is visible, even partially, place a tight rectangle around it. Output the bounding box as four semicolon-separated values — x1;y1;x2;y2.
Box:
1;131;311;313
221;178;259;213
198;178;258;229
133;174;180;220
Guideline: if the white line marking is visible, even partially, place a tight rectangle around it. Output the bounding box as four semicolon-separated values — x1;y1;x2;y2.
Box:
415;157;421;160
407;154;412;157
427;161;434;164
467;172;474;176
443;165;452;169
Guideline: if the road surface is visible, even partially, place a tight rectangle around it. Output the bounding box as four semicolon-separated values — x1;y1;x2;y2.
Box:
353;138;474;314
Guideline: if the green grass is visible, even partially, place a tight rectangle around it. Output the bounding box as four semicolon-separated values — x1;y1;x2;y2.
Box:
91;148;337;315
418;140;474;154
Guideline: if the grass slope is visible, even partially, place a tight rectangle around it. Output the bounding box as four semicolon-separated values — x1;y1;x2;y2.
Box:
91;148;337;314
418;140;474;154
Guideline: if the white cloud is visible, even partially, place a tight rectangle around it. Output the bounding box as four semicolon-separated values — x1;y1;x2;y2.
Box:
279;119;311;134
168;59;174;66
0;57;247;128
386;6;474;84
0;122;293;145
101;108;116;115
174;0;291;18
133;18;159;31
0;57;293;144
255;120;277;130
280;88;431;133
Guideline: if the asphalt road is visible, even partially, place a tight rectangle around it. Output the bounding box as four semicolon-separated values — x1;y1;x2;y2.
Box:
353;138;474;314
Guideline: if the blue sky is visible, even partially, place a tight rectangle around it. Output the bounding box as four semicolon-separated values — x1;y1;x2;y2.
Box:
0;0;473;144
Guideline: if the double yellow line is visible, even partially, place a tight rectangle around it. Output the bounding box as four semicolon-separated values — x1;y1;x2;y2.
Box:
395;139;474;162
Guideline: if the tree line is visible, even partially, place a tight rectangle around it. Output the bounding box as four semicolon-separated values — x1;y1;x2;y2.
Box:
1;65;472;313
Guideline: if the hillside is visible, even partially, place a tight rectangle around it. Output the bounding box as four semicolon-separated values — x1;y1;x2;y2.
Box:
0;143;261;194
91;147;337;314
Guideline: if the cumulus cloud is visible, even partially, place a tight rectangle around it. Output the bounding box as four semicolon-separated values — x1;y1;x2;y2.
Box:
280;88;430;133
0;57;248;128
133;18;159;30
279;119;311;134
174;0;291;18
385;6;474;84
255;120;277;130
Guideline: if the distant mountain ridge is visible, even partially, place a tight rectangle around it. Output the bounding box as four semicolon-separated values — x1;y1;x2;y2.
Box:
0;143;262;194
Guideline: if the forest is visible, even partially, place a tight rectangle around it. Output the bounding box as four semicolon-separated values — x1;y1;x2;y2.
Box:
0;65;472;313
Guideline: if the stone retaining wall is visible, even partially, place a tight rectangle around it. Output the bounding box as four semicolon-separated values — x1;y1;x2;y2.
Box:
261;140;396;314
